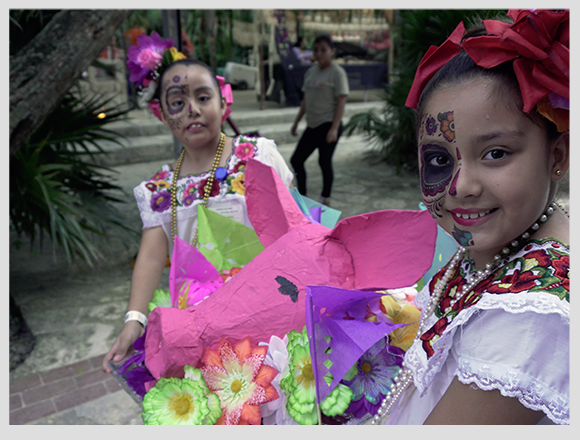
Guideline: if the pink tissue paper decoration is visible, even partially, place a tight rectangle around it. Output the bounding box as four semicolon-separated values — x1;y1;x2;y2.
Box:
169;236;224;308
144;159;438;379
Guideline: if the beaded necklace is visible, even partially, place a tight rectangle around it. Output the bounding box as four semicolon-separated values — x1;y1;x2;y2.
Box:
170;132;226;247
370;201;559;424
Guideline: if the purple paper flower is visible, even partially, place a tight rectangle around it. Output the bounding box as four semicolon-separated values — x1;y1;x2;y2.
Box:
126;31;174;87
342;338;405;418
151;190;171;212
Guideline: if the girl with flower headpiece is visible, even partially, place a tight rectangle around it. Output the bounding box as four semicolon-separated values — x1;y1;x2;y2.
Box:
368;10;569;425
102;32;293;374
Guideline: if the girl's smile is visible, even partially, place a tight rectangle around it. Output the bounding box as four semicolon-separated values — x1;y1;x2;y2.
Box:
419;77;561;267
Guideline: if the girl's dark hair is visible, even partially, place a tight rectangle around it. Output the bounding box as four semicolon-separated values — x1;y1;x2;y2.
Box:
155;58;222;101
313;34;334;49
416;23;559;142
295;36;304;47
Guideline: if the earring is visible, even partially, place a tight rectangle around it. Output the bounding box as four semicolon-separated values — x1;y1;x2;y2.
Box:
556;169;562;176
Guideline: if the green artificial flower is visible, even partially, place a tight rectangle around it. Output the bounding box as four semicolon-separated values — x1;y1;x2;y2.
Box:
148;288;172;312
142;366;222;425
280;326;352;424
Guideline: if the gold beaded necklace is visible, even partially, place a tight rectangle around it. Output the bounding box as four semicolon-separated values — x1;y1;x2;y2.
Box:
170;132;226;247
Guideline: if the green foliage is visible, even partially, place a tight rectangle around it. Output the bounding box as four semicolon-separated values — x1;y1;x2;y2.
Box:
344;9;506;174
10;89;139;266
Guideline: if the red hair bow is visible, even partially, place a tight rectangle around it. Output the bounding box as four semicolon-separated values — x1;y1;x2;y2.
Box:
405;22;464;110
406;9;569;132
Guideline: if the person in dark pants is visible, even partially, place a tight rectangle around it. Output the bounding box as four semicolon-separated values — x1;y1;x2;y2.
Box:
290;34;349;207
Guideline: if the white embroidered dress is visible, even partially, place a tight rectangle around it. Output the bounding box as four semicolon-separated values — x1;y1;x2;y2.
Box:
384;239;569;425
133;135;294;256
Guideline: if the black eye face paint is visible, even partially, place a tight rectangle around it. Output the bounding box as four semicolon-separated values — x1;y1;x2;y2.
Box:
420;143;454;218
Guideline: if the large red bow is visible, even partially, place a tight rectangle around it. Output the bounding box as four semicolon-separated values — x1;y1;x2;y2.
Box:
405;9;569;132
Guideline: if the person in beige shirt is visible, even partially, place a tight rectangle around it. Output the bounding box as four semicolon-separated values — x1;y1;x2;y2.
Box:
290;34;349;207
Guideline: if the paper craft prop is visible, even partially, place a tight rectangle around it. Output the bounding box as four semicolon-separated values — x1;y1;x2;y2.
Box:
305;286;406;403
144;159;438;379
290;188;342;228
196;204;265;273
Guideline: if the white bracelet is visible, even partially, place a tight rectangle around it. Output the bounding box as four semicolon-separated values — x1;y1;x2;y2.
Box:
125;311;148;328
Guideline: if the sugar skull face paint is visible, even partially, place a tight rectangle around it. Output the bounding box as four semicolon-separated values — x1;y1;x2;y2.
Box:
418;77;560;268
159;63;226;150
419;143;455;218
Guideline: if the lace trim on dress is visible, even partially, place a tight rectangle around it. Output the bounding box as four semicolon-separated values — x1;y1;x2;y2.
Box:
407;239;569;423
456;357;569;424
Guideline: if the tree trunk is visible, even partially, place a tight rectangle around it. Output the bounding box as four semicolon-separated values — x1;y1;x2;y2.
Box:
10;9;132;156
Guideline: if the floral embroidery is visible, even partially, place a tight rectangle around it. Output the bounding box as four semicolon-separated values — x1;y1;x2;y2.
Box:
421;239;569;358
230;174;245;196
235;142;256;160
151;191;171;212
438;111;455;142
140;136;260;216
197;176;221;198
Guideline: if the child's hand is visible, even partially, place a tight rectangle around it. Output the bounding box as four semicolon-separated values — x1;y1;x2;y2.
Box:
326;126;338;143
101;321;144;373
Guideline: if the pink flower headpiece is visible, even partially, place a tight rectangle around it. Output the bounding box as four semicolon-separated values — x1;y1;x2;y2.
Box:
126;31;233;123
405;9;569;132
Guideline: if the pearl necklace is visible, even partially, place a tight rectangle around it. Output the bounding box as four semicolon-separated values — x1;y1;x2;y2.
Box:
370;201;558;425
170;132;226;247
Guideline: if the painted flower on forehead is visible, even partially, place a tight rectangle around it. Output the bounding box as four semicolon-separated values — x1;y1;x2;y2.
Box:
425;115;437;136
438;111;455;142
200;337;279;425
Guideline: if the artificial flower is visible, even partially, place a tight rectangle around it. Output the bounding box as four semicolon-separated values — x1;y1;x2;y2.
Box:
169;46;186;62
380;295;421;351
148;100;162;122
341;338;405;418
259;335;299;425
200;337;279;425
127;31;174;87
280;327;352;424
141;367;222;425
148;288;172;313
137;48;163;70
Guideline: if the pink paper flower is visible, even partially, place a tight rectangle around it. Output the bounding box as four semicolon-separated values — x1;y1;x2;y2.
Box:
200;338;279;425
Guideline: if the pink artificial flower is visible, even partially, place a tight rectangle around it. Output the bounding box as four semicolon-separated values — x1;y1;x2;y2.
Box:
148;99;163;122
138;48;163;70
201;338;279;425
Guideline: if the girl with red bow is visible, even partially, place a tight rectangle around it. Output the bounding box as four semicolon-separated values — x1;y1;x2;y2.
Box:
371;10;569;425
